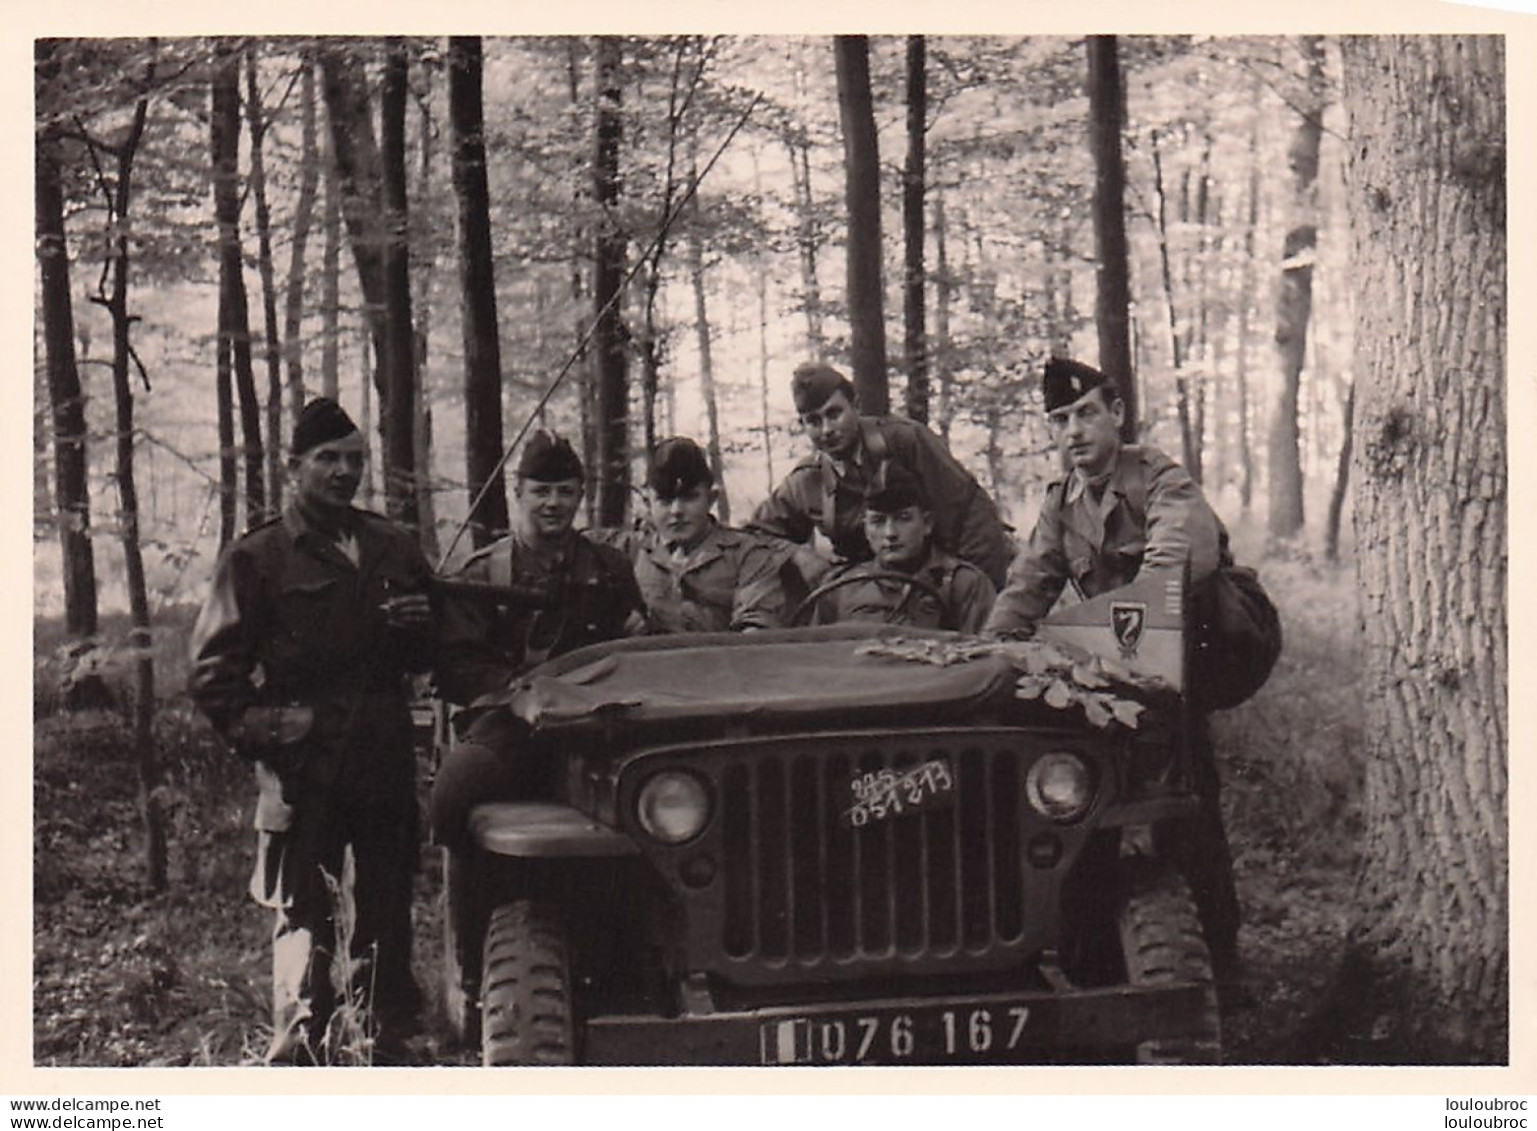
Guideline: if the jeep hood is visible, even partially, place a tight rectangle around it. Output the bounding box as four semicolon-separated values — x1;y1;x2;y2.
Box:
495;625;1019;735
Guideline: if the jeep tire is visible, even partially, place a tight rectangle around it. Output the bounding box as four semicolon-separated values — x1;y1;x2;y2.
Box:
1115;858;1222;1065
481;900;576;1066
440;855;478;1048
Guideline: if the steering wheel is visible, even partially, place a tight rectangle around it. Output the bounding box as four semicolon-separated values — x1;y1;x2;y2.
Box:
789;569;947;626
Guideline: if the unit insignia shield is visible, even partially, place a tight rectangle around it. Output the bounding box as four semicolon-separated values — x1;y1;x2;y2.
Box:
1110;601;1147;657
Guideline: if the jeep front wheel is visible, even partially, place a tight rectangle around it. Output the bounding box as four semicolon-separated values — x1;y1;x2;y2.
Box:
480;900;576;1066
1115;859;1222;1065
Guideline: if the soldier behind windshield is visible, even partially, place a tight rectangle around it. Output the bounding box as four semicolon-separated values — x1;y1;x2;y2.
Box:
812;461;995;634
636;436;789;633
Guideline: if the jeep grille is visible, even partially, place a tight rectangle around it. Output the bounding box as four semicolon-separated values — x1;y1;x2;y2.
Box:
706;733;1040;978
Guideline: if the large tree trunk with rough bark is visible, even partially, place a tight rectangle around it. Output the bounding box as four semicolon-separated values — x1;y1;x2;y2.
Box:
449;36;510;548
1269;36;1326;541
35;106;102;681
834;35;888;414
1086;35;1135;440
591;36;629;528
902;35;928;424
1334;33;1506;1063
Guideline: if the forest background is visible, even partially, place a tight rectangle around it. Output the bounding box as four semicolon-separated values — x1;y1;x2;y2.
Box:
27;27;1512;1070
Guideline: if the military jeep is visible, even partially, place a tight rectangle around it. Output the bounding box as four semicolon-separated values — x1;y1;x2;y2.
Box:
436;567;1221;1065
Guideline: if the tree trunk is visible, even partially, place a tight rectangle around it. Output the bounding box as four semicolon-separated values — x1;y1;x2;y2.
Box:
35;111;100;651
282;52;320;429
319;42;391;454
750;150;775;490
1334;33;1506;1062
566;40;598;529
687;126;728;523
1323;378;1355;562
592;35;630;528
902;35;928;423
834;35;888;414
788;45;824;360
1086;35;1135;440
449;35;510;548
1269;35;1326;542
1235;83;1262;511
245;42;285;511
212;43;266;529
379;38;418;529
933;166;954;441
1189;145;1213;484
320;100;341;401
88;65;165;892
217;328;235;548
411;82;439;561
1150;132;1194;472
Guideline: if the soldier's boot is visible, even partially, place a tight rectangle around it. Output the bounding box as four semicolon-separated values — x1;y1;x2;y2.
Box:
266;920;335;1065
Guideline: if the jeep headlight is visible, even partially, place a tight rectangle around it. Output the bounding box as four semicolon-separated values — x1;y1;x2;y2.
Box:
1025;752;1093;822
636;770;711;844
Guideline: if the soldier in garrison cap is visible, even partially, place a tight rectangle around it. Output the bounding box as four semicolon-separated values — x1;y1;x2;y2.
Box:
985;356;1244;996
635;437;789;634
813;461;995;633
189;397;435;1064
746;362;1013;591
431;430;645;848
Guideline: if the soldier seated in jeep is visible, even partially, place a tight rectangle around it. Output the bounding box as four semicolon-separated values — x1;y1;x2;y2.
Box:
810;462;995;634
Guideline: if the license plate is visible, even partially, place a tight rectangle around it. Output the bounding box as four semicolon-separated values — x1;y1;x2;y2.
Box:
843;758;955;827
759;1000;1037;1065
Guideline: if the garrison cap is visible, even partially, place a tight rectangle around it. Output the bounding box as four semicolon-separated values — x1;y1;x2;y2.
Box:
517;429;585;482
292;397;359;457
649;436;714;498
1042;357;1118;413
865;460;928;513
791;362;857;414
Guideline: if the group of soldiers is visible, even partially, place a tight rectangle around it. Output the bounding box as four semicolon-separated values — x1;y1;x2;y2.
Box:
189;355;1244;1065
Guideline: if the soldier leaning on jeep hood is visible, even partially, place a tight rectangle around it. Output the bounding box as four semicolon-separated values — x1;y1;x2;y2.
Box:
188;398;435;1065
985;357;1243;989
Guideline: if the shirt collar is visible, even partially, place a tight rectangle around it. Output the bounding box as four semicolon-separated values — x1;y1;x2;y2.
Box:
1062;445;1127;506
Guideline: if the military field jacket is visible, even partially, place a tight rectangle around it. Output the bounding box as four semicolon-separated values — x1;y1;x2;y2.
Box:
635;521;788;634
985;444;1228;635
435;529;642;705
187;504;433;795
746;415;1013;589
817;548;996;634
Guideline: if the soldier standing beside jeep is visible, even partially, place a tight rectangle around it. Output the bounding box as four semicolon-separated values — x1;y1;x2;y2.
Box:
984;357;1245;993
430;431;644;845
189;398;435;1064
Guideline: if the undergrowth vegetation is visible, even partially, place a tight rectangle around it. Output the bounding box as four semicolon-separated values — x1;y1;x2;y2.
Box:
32;541;1363;1066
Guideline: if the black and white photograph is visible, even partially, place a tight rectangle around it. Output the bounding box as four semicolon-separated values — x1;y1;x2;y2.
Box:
22;4;1520;1095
